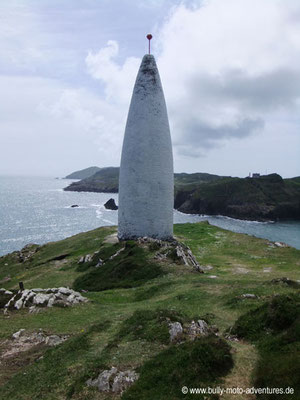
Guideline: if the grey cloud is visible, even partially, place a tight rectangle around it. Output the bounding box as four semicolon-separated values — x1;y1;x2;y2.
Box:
187;68;300;111
174;117;264;157
170;67;300;156
223;68;300;110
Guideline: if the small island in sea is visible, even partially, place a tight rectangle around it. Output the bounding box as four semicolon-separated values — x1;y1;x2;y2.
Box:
64;166;300;222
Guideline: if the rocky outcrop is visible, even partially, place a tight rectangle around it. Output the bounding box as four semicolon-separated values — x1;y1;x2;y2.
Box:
104;198;118;210
169;322;183;342
175;174;300;221
18;244;40;263
87;367;139;394
1;329;69;359
137;237;203;273
187;320;210;340
168;319;212;343
3;287;88;313
78;254;93;264
239;293;258;299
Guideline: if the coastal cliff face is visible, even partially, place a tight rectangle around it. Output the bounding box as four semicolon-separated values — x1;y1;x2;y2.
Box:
64;167;119;193
64;169;300;221
175;174;300;221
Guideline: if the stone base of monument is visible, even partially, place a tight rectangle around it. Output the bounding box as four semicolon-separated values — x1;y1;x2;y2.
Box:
137;237;204;273
77;236;204;274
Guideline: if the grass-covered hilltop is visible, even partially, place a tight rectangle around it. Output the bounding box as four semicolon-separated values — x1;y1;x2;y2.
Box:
64;167;300;221
65;166;102;180
1;222;300;399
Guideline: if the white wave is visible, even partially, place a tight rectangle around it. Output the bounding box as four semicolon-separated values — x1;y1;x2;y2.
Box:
63;205;88;209
1;238;22;243
101;218;115;225
214;215;273;224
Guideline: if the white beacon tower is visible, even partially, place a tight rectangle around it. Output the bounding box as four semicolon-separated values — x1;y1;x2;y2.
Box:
118;35;174;240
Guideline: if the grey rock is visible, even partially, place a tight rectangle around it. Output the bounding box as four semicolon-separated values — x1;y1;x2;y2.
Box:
96;259;104;267
14;298;24;310
18;244;40;262
58;287;72;295
104;198;118;210
87;367;118;392
66;294;79;304
169;322;183;342
85;254;93;262
197;319;210;334
112;370;139;393
45;334;68;346
87;367;139;394
201;265;213;271
146;237;203;273
274;241;289;248
225;334;239;342
78;254;93;264
3;287;88;313
33;293;50;307
12;329;26;340
109;247;125;260
240;294;258;299
187;319;210;340
47;296;56;307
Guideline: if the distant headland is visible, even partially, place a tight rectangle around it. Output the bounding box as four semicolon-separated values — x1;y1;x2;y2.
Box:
63;167;300;221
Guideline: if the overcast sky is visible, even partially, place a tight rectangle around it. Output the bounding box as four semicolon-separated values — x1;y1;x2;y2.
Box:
0;0;299;178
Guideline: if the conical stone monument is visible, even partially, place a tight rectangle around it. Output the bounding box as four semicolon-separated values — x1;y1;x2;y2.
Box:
118;36;174;240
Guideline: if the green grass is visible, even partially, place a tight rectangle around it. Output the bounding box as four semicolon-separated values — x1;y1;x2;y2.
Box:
116;309;184;344
0;222;300;399
231;293;300;399
0;321;111;400
122;335;233;400
73;241;165;292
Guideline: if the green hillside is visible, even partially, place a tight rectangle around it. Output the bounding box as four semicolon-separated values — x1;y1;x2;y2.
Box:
65;166;101;180
64;168;225;194
0;223;300;399
64;168;300;220
65;167;120;192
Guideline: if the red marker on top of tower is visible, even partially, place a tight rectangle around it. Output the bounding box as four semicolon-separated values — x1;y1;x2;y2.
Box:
147;34;153;54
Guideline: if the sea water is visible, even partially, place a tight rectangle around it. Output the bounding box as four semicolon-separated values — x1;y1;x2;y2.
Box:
0;175;299;256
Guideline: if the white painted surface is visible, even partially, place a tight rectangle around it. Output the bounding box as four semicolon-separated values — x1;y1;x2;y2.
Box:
118;54;174;239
